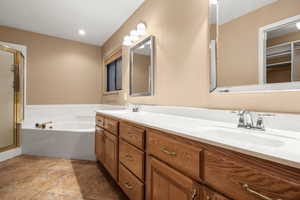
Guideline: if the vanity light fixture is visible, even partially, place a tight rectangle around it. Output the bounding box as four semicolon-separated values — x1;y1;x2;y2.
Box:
122;23;148;46
137;23;147;36
123;35;132;46
130;30;139;42
297;22;300;30
78;29;86;36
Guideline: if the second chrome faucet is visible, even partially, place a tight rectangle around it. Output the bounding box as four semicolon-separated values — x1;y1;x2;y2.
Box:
233;110;274;131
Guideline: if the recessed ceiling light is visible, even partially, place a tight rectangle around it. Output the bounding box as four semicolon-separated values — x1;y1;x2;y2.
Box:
297;22;300;30
78;29;86;36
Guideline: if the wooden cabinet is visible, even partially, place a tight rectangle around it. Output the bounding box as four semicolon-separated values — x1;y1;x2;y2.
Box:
95;113;300;200
119;139;145;181
147;156;200;200
104;131;118;181
119;163;144;200
96;114;104;127
104;117;119;135
148;130;203;180
120;122;145;150
204;151;300;200
95;126;105;162
203;187;230;200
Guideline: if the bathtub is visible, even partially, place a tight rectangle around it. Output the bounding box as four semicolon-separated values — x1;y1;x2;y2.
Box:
21;121;97;161
21;104;126;161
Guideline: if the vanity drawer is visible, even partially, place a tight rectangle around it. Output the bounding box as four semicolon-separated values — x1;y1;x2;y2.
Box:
104;118;119;135
204;151;300;200
119;163;144;200
96;114;104;127
119;139;145;181
120;122;145;150
148;130;203;179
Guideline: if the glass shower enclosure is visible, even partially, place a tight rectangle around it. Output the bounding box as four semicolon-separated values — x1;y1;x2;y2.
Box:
0;45;24;152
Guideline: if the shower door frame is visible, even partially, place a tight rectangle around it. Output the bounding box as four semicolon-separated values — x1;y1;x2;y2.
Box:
0;45;23;153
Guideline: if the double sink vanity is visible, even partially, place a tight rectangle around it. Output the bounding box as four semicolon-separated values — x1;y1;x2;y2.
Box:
94;107;300;200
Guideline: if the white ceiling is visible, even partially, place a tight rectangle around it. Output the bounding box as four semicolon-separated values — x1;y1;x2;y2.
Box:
218;0;278;24
0;0;144;46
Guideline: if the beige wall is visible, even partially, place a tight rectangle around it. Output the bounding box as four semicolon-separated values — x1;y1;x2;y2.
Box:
218;0;300;87
0;26;102;105
101;0;300;114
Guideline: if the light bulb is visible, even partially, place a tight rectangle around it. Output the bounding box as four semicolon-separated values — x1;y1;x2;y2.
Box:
130;30;139;41
78;29;86;36
137;23;147;36
123;40;132;46
124;35;131;42
297;22;300;30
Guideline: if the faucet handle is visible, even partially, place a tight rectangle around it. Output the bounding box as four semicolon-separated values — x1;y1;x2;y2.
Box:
258;113;275;117
256;116;265;131
231;109;246;116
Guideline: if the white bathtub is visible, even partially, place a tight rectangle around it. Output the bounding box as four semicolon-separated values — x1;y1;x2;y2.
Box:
20;104;126;161
21;121;97;161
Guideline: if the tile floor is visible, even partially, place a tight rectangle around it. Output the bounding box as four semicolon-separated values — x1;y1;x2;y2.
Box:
0;155;127;200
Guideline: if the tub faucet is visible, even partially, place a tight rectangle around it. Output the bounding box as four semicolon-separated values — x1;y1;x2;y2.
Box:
35;121;53;129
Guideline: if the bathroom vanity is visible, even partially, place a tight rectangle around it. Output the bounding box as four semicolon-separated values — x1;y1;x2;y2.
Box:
95;110;300;200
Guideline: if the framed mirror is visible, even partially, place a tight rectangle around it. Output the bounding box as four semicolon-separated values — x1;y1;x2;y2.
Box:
210;0;300;93
130;35;154;96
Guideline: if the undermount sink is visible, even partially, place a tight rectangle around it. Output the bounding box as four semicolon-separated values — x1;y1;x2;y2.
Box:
202;127;285;148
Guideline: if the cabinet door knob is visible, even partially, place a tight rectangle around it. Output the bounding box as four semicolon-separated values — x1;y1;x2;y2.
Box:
191;189;197;200
242;184;284;200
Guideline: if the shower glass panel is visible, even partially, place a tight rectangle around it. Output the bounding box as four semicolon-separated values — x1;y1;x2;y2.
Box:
0;46;24;152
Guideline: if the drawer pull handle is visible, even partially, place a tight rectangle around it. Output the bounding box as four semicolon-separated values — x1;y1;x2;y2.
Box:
242;184;284;200
161;148;177;156
125;153;134;161
191;189;197;200
124;182;133;190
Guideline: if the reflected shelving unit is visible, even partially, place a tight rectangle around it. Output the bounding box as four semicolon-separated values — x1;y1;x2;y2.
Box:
266;40;300;83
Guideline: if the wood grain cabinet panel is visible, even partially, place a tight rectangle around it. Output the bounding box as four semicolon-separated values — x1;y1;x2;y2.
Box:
147;156;201;200
104;131;118;181
96;114;104;128
120;122;145;150
203;187;230;200
148;130;203;179
119;163;144;200
95;127;105;163
119;139;145;181
204;151;300;200
104;118;119;135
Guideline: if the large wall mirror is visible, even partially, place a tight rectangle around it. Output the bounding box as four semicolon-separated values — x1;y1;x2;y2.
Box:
130;36;154;96
210;0;300;92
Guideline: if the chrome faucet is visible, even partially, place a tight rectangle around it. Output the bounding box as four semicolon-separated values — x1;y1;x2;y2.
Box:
236;110;254;129
132;105;140;112
233;110;273;131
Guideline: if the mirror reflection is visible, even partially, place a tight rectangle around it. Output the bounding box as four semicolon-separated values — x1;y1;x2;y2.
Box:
130;36;154;96
210;0;300;92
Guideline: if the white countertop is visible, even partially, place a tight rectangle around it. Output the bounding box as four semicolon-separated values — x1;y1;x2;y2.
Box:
96;109;300;170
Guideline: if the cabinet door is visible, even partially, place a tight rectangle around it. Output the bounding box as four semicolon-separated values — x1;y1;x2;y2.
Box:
147;156;200;200
104;131;118;181
95;127;105;163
